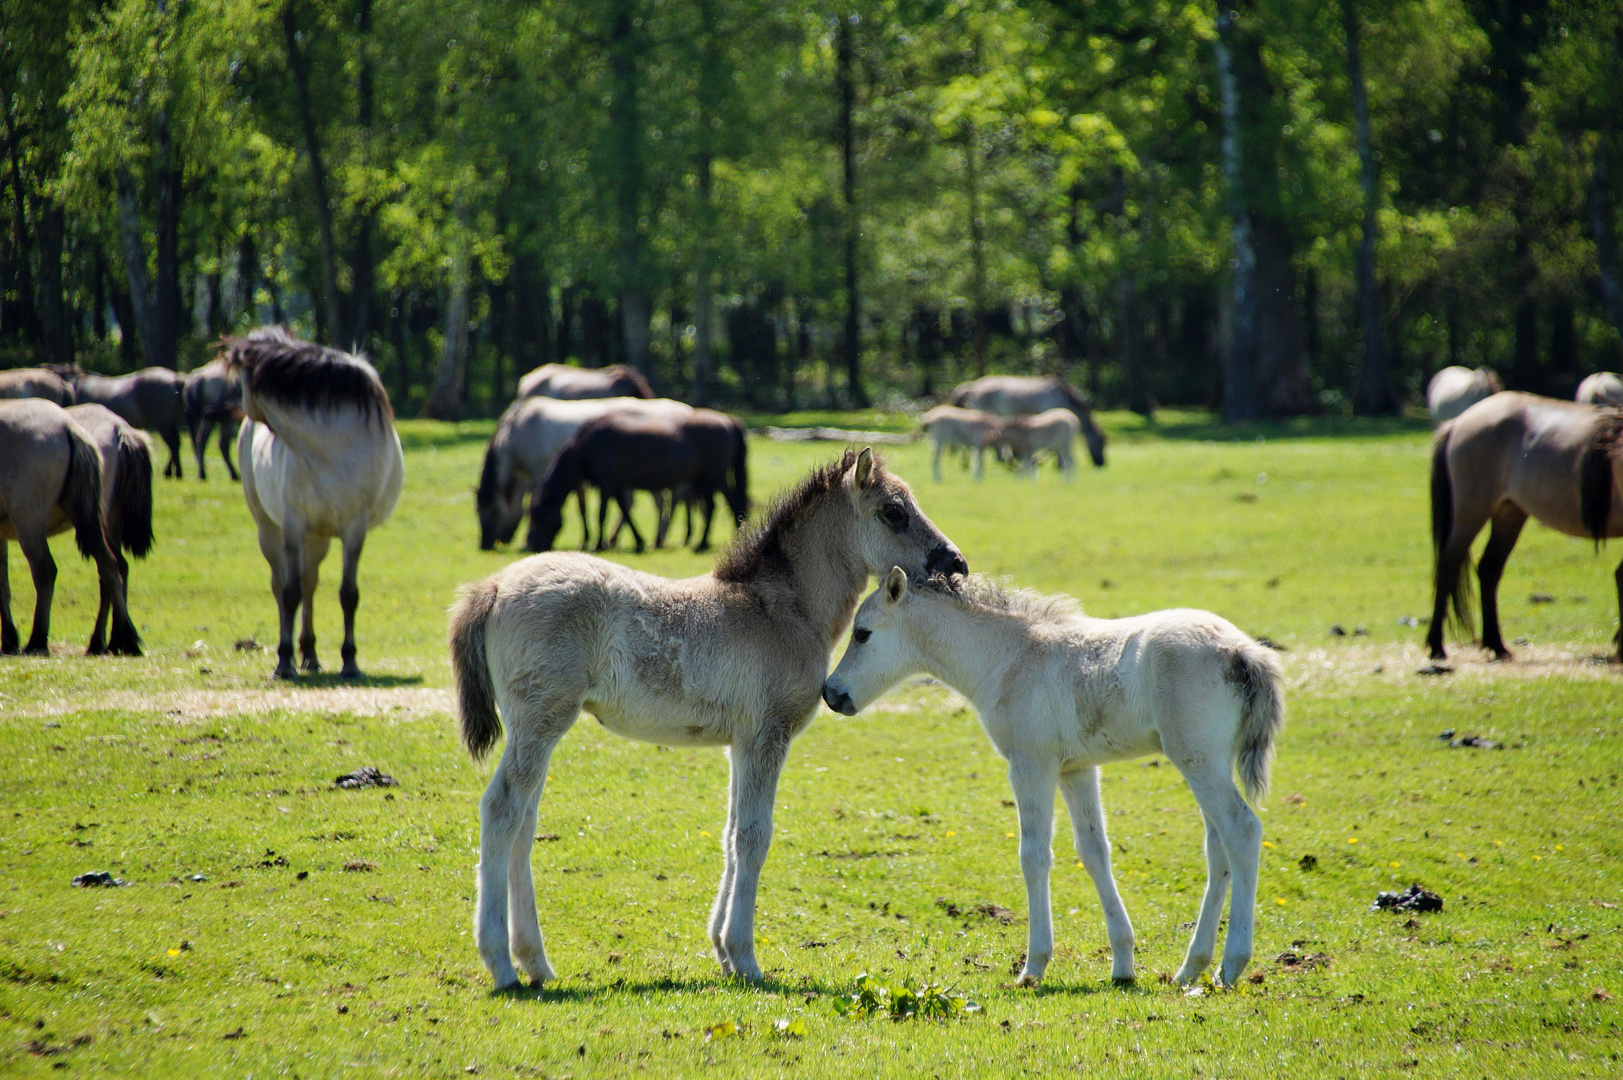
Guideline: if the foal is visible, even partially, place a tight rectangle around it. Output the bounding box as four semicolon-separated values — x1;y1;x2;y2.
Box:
448;449;967;989
823;571;1285;987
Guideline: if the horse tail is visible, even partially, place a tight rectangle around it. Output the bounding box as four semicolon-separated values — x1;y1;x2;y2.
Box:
728;418;750;522
1229;640;1286;805
1579;411;1622;546
1430;421;1474;636
63;422;110;562
476;436;502;510
114;427;155;558
449;577;503;760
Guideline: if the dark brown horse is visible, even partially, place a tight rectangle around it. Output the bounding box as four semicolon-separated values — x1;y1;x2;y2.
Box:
72;367;189;479
517;363;654;400
1428;392;1623;661
527;410;748;553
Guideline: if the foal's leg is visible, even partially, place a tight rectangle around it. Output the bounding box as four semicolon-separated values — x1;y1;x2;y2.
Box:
717;730;792;982
708;749;741;971
476;695;579;989
1008;753;1060;985
1175;815;1229;984
0;540;17;654
931;439;943;482
1059;766;1135;982
972;444;985;482
1477;503;1527;660
1179;766;1263;986
337;529;366;680
298;535;331;673
18;530;57;656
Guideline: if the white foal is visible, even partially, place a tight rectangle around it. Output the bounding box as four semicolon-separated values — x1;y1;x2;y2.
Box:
823;571;1285;987
995;408;1081;478
919;405;1004;482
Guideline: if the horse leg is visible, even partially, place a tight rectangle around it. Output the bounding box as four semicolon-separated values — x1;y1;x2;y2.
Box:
17;530;56;655
0;541;17;654
694;493;716;553
257;520;300;680
92;532;139;657
931;439;943;482
337;531;365;680
654;491;671;549
477;696;579;989
1059;766;1135;982
1008;753;1060;986
716;732;790;982
220;422;240;482
164;425;183;479
298;535;331;673
1477;504;1527;660
192;416;210;481
596;489;614;551
1173;816;1228;984
620;493;645;553
1425;505;1491;660
1614;556;1623;662
972;445;984;482
708;750;741;971
576;485;592;550
1179;766;1263;986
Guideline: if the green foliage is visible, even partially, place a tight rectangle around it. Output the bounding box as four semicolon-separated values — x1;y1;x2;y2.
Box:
831;973;981;1020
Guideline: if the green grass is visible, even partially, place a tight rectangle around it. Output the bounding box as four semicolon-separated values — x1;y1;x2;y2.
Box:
3;414;1621;1076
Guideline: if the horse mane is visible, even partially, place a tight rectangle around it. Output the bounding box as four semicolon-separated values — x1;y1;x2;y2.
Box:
713;449;857;583
919;573;1085;624
476;439;502;507
1054;377;1095;416
223;325;392;422
1579;409;1623;545
604;364;654;398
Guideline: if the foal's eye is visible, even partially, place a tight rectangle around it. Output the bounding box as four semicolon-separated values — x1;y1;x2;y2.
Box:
853;628;871;644
879;504;909;531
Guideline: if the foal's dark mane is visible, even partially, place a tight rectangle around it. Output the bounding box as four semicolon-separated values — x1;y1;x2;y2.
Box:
223;326;392;421
713;449;858;583
1579;408;1623;544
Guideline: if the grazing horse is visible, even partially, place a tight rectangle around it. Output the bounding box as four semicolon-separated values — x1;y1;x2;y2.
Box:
516;362;654;400
0;367;76;405
0;399;140;656
920;405;1004;482
1426;366;1502;424
475;396;693;550
1427;392;1623;661
822;571;1283;988
949;375;1107;467
73;367;189;479
526;409;748;554
227;326;404;680
447;448;968;989
65;405;155;652
995;408;1082;478
184;358;242;481
1577;372;1623;407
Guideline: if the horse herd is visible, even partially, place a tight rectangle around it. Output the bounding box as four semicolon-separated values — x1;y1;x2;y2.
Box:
3;338;1620;995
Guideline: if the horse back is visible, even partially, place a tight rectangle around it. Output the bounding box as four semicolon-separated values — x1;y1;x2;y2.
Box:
1450;393;1608;539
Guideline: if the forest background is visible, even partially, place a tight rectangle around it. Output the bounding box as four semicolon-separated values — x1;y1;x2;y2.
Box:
2;0;1621;420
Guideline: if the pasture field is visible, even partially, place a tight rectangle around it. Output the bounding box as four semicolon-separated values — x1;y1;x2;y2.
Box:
3;412;1621;1078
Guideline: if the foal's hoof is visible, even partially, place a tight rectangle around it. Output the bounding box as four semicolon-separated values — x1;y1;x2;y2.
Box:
1015;973;1042;988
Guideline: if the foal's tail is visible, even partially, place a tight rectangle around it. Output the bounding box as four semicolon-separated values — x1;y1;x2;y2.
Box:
1229;640;1286;804
448;578;503;760
1430;421;1474;637
114;427;154;558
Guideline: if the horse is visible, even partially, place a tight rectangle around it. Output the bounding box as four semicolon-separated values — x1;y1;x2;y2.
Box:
949;375;1107;467
1577;372;1623;407
475;395;693;550
821;570;1284;988
0;367;76;406
919;405;1004;482
447;447;968;990
184;358;242;481
1427;392;1623;661
226;326;405;680
1425;365;1502;424
0;399;141;656
526;409;748;554
72;367;189;480
516;362;654;400
65;405;155;652
995;408;1081;478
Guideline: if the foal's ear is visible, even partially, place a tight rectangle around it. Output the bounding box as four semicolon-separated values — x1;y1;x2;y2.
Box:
854;446;876;489
884;566;908;603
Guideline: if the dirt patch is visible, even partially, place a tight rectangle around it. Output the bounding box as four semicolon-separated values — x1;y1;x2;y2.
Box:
1282;643;1622;693
16;686;454;722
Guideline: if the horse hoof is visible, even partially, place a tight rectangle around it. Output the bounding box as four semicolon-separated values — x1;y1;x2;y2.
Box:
22;645;49;657
340;664;363;681
273;663;298;680
302;659;321;674
1016;973;1041;988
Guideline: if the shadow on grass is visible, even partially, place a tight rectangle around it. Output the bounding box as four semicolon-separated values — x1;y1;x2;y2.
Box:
264;672;425;689
490;972;853;1002
1098;409;1434;444
394;418;498;452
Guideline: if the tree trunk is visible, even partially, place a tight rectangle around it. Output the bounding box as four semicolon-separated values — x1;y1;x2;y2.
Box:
1592;31;1623;342
350;0;375;348
837;14;867;406
116;167;164;369
152;107;182;368
963;119;988;378
236;233;258;324
283;0;345;346
0;94;38;342
609;0;651;377
92;246;107;341
1215;7;1258;420
1346;0;1392;414
35;200;71;366
423;226;471;420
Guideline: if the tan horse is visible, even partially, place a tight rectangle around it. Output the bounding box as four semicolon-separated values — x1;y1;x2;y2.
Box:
0;400;140;655
1428;392;1623;661
516;363;653;400
228;327;404;680
65;405;155;652
996;408;1081;478
949;375;1107;467
920;405;1004;482
1425;366;1502;424
447;448;968;990
0;367;76;406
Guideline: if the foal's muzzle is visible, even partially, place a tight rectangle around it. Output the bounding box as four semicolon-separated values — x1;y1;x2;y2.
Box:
926;543;969;577
822;683;856;716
